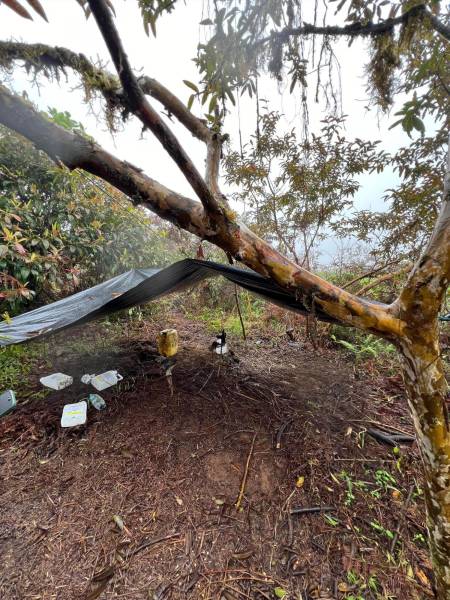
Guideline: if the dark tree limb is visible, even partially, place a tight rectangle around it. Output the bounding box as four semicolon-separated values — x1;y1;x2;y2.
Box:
260;4;450;45
86;0;221;216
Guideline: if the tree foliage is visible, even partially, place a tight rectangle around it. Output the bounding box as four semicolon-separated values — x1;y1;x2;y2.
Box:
190;1;449;261
193;1;449;123
224;112;386;265
0;113;175;313
347;130;448;261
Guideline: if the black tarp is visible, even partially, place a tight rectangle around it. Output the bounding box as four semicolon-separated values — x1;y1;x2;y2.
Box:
0;258;338;346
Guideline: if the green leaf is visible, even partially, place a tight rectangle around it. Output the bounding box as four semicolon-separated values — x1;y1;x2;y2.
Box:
412;115;425;135
225;88;236;105
274;588;287;598
388;119;403;130
20;267;30;281
208;94;218;114
183;80;199;93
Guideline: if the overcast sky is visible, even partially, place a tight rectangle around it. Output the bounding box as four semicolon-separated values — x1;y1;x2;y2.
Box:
0;0;426;263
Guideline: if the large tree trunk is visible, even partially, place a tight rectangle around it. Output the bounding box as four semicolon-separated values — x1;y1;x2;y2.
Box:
400;330;450;598
394;166;450;596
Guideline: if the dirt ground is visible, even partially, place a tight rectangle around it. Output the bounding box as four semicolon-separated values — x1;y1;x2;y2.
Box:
0;313;435;599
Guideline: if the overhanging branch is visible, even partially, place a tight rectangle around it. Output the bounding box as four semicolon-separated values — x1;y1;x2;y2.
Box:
0;84;207;236
0;38;226;206
260;4;450;45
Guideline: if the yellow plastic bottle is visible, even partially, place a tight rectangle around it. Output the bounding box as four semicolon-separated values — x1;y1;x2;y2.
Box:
157;329;179;358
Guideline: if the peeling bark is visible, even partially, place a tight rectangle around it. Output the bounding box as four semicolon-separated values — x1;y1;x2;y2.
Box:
400;335;450;599
394;136;450;599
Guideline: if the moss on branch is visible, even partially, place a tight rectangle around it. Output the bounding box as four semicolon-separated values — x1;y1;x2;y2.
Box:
0;41;123;129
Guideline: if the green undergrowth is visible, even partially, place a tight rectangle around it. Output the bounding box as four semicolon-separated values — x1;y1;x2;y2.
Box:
330;325;397;366
187;296;266;336
0;342;48;398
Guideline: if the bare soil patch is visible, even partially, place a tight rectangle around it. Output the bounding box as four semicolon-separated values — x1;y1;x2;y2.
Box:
0;314;432;599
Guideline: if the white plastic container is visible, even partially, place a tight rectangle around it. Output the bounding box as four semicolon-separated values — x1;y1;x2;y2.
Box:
90;370;123;391
40;373;73;390
215;342;228;355
61;400;87;427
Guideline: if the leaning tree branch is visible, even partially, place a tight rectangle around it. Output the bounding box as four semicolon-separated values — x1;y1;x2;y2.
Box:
342;258;404;290
356;262;413;296
86;0;222;216
0;40;212;143
0;84;404;338
260;3;450;45
0;84;208;235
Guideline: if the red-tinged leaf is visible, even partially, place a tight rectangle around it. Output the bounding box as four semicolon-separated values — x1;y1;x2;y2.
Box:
10;213;22;222
14;242;27;255
2;0;32;19
25;0;48;21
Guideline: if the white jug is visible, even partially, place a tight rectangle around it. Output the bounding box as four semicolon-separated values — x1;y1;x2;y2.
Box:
90;370;123;391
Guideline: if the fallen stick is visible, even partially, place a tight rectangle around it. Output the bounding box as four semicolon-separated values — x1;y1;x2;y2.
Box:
290;506;334;516
128;532;180;557
367;428;414;447
275;419;292;449
235;433;257;511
